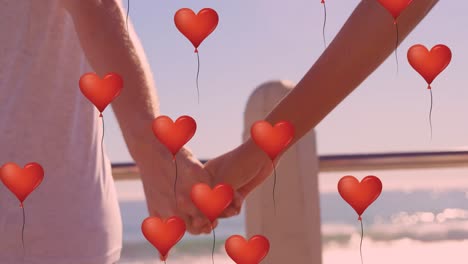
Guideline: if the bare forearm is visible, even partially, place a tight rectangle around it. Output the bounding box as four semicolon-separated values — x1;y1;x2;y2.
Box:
63;0;165;157
235;0;438;194
246;0;438;156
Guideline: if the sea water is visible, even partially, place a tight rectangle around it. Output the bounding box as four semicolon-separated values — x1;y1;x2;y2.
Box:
116;167;468;263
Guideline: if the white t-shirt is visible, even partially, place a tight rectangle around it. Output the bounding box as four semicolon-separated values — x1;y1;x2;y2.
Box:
0;1;122;263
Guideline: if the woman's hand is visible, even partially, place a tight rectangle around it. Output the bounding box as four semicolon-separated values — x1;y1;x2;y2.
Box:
204;139;275;217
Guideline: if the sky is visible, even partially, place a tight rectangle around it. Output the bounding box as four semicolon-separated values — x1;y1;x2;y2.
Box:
104;0;468;163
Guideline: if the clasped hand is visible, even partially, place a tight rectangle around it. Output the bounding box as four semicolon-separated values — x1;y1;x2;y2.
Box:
142;142;273;235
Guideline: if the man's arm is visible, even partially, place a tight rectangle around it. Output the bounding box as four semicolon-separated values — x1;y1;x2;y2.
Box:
62;0;213;234
62;0;158;150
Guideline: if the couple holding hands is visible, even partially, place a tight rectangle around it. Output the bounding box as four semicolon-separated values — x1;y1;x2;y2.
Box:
0;0;438;263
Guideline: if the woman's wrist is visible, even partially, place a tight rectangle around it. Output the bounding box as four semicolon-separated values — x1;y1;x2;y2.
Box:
238;138;272;180
242;139;270;166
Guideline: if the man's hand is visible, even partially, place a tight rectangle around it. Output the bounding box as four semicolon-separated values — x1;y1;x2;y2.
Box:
140;147;217;234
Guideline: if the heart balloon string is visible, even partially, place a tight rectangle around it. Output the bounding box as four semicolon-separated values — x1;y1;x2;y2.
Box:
211;223;216;264
173;156;178;207
407;44;452;140
376;1;413;74
0;162;44;259
321;0;327;48
394;21;399;75
174;8;219;105
250;120;295;216
429;88;433;140
190;183;234;264
195;50;200;104
272;163;278;215
101;116;105;167
126;0;130;33
359;218;364;264
337;175;382;264
21;205;25;254
151;115;197;208
79;72;123;164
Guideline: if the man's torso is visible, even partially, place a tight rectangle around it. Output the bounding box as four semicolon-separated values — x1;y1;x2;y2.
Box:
0;1;122;263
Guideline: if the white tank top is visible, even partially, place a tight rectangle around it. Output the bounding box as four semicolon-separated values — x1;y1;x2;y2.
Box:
0;1;122;263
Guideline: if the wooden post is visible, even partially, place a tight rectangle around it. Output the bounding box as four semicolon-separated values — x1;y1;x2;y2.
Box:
242;80;323;264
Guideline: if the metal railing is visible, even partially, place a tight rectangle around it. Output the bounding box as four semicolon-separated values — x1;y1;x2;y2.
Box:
111;150;468;180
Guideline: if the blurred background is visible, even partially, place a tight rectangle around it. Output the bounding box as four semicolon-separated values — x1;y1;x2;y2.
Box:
105;0;468;263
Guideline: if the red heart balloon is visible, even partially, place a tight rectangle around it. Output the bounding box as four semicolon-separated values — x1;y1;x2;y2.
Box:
174;8;219;52
141;216;186;261
251;120;294;160
407;44;452;89
191;183;234;223
152;115;197;156
79;72;123;117
225;235;270;264
377;0;413;21
337;175;382;220
0;162;44;207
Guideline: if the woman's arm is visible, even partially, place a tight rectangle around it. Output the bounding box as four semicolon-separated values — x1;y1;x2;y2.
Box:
62;0;213;234
206;0;439;200
263;0;437;146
